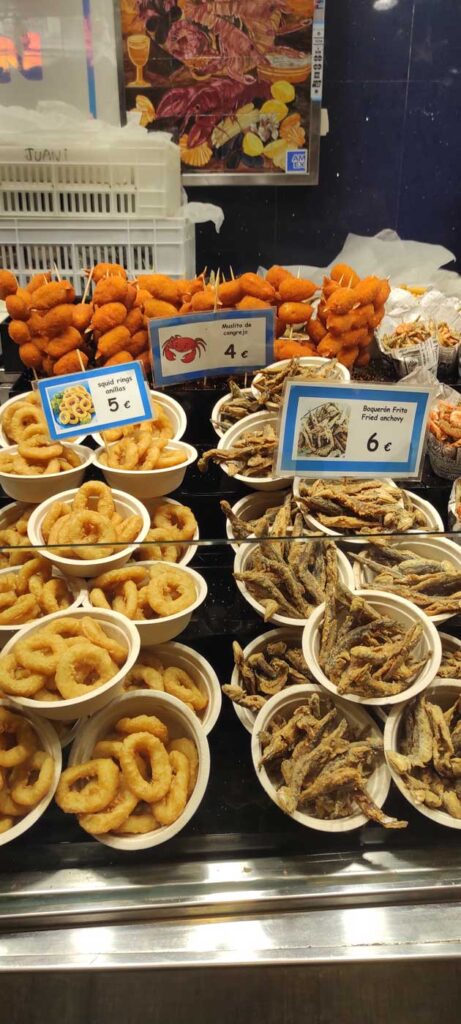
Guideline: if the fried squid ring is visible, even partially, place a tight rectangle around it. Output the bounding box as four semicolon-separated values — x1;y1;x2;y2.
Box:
123;664;165;692
72;481;115;517
59;511;116;559
169;738;198;798
92;566;147;590
0;653;46;697
152;750;189;826
120;732;171;803
115;714;169;745
0;594;38;625
147;565;196;617
115;807;159;834
151;503;197;541
10;750;54;807
39;577;73;614
112;580;139;619
78;781;137;835
56;759;120;814
14;632;65;676
55;641;115;698
80;617;128;666
0;709;37;767
163;666;208;712
0;788;25;816
41;501;71;543
92;740;124;762
116;515;143;544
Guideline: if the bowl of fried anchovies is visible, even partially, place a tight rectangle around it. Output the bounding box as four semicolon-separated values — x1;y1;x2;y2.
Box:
252;684;406;832
352;536;461;624
223;628;315;733
222;489;314;553
293;477;443;547
251;357;350;402
234;534;355;627
211;386;262;438
199;412;288;491
385;681;461;828
303;586;442;706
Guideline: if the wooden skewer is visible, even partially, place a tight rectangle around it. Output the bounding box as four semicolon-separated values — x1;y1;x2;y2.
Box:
229;266;235;281
213;269;220;312
82;266;94;305
52;261;62;281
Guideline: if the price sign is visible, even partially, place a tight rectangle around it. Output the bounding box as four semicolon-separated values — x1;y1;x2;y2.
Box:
276;381;431;479
149;309;275;385
37;362;152;440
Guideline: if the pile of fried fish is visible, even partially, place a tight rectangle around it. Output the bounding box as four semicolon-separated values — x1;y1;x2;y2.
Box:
355;538;461;617
388;693;461;819
297;478;428;534
223;637;315;712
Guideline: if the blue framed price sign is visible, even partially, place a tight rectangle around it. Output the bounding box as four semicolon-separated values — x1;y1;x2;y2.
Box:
276;381;431;479
149;309;275;386
37;362;152;440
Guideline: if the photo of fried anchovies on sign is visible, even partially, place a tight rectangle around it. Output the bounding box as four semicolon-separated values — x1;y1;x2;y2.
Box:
296;401;350;459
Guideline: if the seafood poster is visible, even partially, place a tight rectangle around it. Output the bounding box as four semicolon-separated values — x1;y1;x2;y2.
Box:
276;382;432;479
119;1;324;183
149;308;275;384
37;363;152;440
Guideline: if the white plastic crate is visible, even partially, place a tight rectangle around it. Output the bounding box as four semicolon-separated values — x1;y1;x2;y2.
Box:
0;216;196;290
0;135;181;220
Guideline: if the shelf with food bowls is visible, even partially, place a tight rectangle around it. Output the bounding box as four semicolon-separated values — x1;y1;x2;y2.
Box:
94;439;198;500
0;700;62;847
233;534;355;627
302;587;442;707
384;680;461;829
0;607;140;720
65;690;210;851
251;684;401;833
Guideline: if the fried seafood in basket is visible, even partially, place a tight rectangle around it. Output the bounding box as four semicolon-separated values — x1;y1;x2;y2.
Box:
387;693;461;818
259;693;405;827
40;482;143;559
56;714;198;835
0;707;55;834
355;539;461;616
123;651;208;715
89;563;198;621
223;637;315;712
318;587;429;699
235;535;343;622
297;478;429;534
0;616;127;701
199;422;278;478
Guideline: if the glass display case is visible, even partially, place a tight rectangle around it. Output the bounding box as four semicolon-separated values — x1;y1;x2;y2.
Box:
0;375;461;970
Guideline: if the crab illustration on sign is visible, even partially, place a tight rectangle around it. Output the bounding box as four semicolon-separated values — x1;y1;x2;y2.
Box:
162;334;207;363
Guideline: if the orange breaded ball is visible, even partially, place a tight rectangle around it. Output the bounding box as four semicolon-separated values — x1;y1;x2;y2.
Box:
124;307;144;334
72;303;93;332
126;330;148;356
96;325;131;360
265;265;293;288
0;269;18;299
136;274;180;306
8;320;30;345
26;272;51;294
330;263;360;287
92;302;127;333
42;304;75;337
217;279;243;306
53;350;89;375
93;277;128;307
103;350;134;367
5;293;30;320
18;342;42;369
92;262;127;283
144;298;179;318
47;326;82;358
278;301;313;324
239;272;276;302
32;281;74;310
278;277;317;302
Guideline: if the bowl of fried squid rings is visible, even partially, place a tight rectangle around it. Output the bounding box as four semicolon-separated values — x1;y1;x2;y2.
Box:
27;482;150;578
0;559;85;641
64;690;210;850
0;608;141;720
134;498;199;567
84;561;208;644
122;641;222;735
91;390;187;447
0;442;92;503
94;439;198;500
0;701;62;846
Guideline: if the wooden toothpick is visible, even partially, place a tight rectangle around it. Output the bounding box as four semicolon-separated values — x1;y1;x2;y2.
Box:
82;266;94;305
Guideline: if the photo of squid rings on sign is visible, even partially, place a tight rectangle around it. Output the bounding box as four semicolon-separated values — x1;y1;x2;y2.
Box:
296;401;350;459
49;384;95;428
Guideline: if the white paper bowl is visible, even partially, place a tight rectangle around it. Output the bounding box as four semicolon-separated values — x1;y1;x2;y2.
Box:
234;538;355;627
384;680;461;830
92;389;186;445
84;561;208;645
127;641;221;734
0;391;86;449
68;690;210;850
137;496;199;567
0;564;85;641
27;487;150;578
0;444;92;503
0;699;62;847
1;608;140;721
251;684;390;832
217;411;288;492
229;626;304;734
94;441;198;499
225;490;292;554
437;632;461;682
251;356;350;397
303;588;442;707
293;479;443;548
211;389;256;439
353;536;461;624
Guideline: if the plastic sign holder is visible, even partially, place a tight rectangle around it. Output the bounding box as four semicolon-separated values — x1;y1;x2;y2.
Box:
37;362;152;440
276;381;431;479
149;309;275;386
